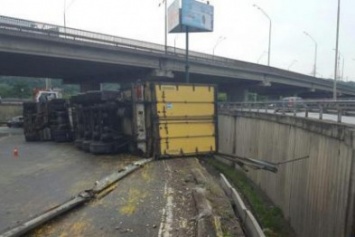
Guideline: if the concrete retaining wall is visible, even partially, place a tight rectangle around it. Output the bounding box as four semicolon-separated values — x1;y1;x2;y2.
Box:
0;104;22;123
218;111;355;237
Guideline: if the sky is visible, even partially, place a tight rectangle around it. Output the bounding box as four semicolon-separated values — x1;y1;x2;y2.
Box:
0;0;354;81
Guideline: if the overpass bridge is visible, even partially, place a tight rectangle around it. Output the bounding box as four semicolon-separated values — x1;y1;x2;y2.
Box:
0;15;355;99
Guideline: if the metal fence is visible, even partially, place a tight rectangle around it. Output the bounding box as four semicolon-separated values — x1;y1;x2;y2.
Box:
219;100;355;123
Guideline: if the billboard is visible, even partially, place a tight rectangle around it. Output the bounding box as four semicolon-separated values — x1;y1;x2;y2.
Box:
181;0;213;32
168;0;214;33
168;0;180;33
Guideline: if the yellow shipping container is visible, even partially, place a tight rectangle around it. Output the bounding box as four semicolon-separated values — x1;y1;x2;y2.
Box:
152;83;217;157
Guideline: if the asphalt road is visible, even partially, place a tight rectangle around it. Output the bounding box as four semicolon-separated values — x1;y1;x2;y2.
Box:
0;130;141;234
0;130;243;236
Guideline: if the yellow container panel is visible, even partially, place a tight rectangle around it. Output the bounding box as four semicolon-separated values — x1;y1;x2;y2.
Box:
159;121;215;138
155;85;214;102
160;136;216;156
152;83;217;157
156;103;214;117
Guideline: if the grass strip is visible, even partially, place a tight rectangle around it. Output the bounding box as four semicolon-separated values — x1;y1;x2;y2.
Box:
207;158;295;237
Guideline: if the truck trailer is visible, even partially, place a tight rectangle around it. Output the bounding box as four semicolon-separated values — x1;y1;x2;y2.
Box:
23;82;217;158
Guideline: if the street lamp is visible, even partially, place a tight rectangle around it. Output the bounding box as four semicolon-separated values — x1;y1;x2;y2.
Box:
213;36;226;57
253;4;272;66
303;31;318;77
64;0;78;31
158;0;168;53
333;0;341;100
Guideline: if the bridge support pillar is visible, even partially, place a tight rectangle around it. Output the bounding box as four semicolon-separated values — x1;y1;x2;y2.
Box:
80;82;101;92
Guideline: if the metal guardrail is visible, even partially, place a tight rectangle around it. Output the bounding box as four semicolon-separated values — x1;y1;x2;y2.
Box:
219;100;355;123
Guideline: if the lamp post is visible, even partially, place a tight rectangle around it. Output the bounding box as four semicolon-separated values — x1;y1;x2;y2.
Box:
158;0;168;54
303;31;318;77
64;0;78;32
213;36;226;57
253;4;272;66
333;0;341;100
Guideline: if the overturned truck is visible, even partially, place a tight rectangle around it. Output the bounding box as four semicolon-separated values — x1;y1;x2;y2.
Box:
23;98;72;142
24;82;217;158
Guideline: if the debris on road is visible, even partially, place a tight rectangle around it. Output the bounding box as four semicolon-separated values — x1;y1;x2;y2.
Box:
0;158;152;237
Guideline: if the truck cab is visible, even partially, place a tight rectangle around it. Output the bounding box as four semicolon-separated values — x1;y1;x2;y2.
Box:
35;90;61;103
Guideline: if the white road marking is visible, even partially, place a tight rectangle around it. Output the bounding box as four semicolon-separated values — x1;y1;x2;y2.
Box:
158;161;174;237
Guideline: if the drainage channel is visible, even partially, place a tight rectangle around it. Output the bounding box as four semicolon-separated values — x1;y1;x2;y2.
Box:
0;158;152;237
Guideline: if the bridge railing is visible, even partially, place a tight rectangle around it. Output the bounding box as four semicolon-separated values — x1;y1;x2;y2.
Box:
0;16;316;77
219;100;355;123
1;15;354;93
0;15;225;59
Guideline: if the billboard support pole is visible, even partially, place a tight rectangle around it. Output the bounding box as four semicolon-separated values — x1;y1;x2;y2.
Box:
185;26;190;83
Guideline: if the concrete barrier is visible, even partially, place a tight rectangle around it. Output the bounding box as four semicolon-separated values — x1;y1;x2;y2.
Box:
244;210;265;237
220;173;265;237
231;188;247;222
218;112;355;237
220;173;233;198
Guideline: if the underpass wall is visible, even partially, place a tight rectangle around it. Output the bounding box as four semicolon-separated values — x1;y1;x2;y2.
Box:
218;112;355;237
0;103;22;123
